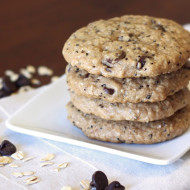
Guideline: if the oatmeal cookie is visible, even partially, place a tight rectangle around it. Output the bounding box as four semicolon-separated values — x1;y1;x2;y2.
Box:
70;88;190;122
63;15;190;78
67;102;190;144
66;64;190;103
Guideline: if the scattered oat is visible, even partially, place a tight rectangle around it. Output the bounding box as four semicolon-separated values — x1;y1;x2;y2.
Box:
38;66;53;76
51;76;59;83
31;78;41;85
53;167;60;172
22;156;35;162
11;151;24;160
23;171;35;176
12;172;23;178
18;86;33;93
61;186;72;190
9;163;19;168
58;162;69;168
0;156;12;164
10;74;19;82
26;65;36;74
80;180;90;189
20;69;32;79
5;70;15;77
24;176;40;185
41;154;55;161
40;162;54;167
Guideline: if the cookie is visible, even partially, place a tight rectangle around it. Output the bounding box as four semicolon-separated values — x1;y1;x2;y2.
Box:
67;102;190;144
66;64;190;103
70;88;190;122
63;15;190;78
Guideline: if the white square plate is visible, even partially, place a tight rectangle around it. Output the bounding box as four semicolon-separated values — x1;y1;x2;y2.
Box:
6;75;190;165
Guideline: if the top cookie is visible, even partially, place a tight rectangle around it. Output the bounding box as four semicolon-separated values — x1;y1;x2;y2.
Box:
63;15;190;78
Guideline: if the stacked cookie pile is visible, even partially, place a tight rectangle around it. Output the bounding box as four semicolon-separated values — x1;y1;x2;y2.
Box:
63;15;190;144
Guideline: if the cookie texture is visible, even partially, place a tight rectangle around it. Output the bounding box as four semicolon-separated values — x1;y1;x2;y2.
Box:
63;15;190;78
67;102;190;144
66;64;190;103
70;89;190;122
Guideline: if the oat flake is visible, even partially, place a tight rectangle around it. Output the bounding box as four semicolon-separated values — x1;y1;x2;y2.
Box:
41;153;55;161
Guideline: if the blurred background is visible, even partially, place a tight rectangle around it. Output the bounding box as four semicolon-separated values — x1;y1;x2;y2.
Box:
0;0;190;83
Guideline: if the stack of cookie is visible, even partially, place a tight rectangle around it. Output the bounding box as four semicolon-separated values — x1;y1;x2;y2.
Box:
63;15;190;144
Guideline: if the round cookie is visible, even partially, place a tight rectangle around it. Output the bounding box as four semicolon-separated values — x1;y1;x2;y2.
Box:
67;102;190;144
63;15;190;78
66;64;190;103
70;88;190;122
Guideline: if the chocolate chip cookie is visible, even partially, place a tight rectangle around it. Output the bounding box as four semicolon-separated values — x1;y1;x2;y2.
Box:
66;64;190;103
63;15;190;78
70;88;190;122
67;102;190;144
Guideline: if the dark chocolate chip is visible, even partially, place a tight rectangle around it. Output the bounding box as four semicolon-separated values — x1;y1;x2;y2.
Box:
105;181;125;190
105;68;112;72
103;86;115;95
102;58;113;68
84;73;90;78
2;76;18;93
16;74;31;87
102;51;126;67
149;134;153;139
0;89;11;98
156;24;166;32
146;95;151;99
90;171;108;190
115;51;126;61
136;56;147;69
151;20;166;32
0;140;16;156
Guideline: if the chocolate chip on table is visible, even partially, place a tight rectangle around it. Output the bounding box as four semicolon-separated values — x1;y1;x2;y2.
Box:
2;76;18;93
16;74;31;87
0;89;11;98
90;171;108;190
0;140;16;156
105;181;125;190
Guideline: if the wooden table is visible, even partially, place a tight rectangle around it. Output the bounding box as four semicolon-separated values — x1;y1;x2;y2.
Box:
0;0;190;80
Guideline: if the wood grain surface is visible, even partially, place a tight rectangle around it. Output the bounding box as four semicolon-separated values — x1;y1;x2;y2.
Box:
0;0;190;78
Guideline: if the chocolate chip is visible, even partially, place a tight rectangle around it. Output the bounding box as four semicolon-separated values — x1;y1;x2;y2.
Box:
136;56;147;69
105;181;125;190
90;171;108;190
103;86;115;95
84;73;90;78
102;58;113;68
102;51;126;67
0;89;11;98
105;68;112;72
0;140;16;156
16;74;31;87
156;24;166;32
2;76;18;93
151;20;166;32
146;95;151;99
115;51;126;61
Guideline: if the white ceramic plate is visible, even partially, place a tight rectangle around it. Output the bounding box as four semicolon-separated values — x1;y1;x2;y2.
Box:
6;75;190;165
